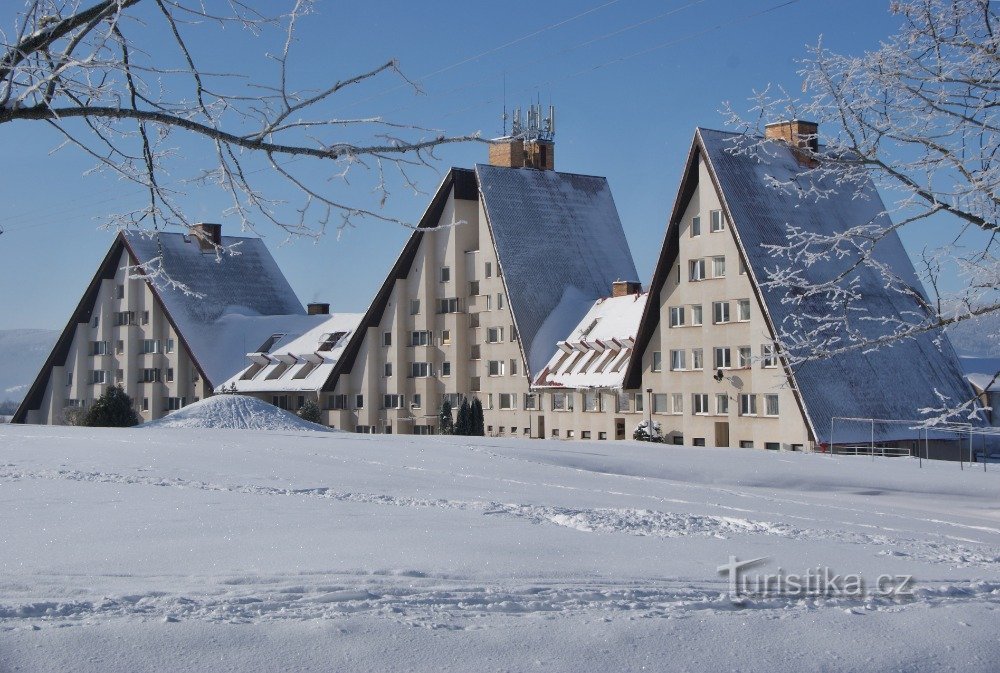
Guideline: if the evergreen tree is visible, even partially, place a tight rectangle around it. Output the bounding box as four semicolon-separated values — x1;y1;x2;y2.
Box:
471;397;485;436
297;399;322;424
438;399;454;435
456;398;472;436
81;385;141;427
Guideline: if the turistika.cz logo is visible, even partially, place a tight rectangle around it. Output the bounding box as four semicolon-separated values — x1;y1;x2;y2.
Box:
717;556;914;600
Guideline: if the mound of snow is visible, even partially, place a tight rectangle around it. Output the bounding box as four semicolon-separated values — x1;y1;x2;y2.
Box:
142;395;331;432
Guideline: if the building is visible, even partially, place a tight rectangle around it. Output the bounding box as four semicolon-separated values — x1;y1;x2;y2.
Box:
13;224;325;424
622;122;981;450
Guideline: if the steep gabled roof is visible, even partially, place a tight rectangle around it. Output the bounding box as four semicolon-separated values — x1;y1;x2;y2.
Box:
627;127;980;442
475;164;639;375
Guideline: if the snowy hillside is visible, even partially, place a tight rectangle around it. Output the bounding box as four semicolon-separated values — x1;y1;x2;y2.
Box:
0;328;57;404
142;395;332;431
1;428;999;672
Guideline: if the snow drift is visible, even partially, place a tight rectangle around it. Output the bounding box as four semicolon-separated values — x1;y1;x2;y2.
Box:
141;394;331;431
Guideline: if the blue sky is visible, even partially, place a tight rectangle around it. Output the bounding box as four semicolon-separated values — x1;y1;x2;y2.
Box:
0;0;929;330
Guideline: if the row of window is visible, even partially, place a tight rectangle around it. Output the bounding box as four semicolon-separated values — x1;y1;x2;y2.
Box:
90;338;176;356
436;260;497;285
91;310;156;329
407;291;506;317
64;395;191;412
385;325;519;349
669;300;752;328
382;356;522;379
652;344;779;372
648;392;779;417
69;367;197;386
690;210;726;237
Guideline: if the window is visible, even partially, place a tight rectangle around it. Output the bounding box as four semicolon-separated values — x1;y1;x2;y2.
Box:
693;438;706;447
442;361;452;377
141;310;150;325
414;425;434;436
440;330;451;346
692;349;704;370
116;284;125;299
486;394;494;410
486;326;504;343
443;393;463;408
165;339;175;354
115;369;123;382
142;397;149;411
328;394;349;410
737;299;751;322
582;391;601;412
552;429;560;438
410;330;431;346
469;312;481;328
714;347;732;369
669;306;685;328
764;394;779;416
499;393;515;410
438;297;460;314
671;393;684;414
689;259;706;281
66;372;73;387
652;393;669;414
615;392;630;413
710;209;725;232
355;394;364;409
581;431;592;440
509;359;518;376
471;376;481;391
524;394;538;410
409;299;420;315
470;344;481;360
598;432;607;440
487;360;505;376
469;281;480;296
273;395;290;410
116;340;124;355
690;304;703;326
634;393;644;412
166;397;186;411
166;368;174;382
318;332;347;351
440;267;451;283
713;301;731;324
739;393;758;416
692;393;709;415
410;362;432;378
651;351;662;372
382;332;392;347
91;370;108;384
91;316;99;329
412;394;422;409
765;442;781;451
497;293;505;310
690;215;701;237
761;344;778;368
738;346;752;368
114;311;135;326
141;339;161;354
485;262;492;278
716;394;729;415
91;340;111;356
383;394;405;409
384;362;393;377
551;392;573;411
510;324;518;342
567;430;575;439
670;349;686;371
139;368;161;383
712;256;726;278
739;440;754;449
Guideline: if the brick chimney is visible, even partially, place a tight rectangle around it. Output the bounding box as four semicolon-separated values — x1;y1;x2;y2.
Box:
307;302;330;315
189;223;222;251
612;280;642;297
489;137;554;171
764;120;819;166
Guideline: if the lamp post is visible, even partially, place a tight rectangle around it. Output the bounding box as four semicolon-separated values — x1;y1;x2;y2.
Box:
646;387;653;439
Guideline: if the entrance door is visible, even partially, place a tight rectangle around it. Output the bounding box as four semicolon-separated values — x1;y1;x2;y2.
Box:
537;415;545;439
714;422;730;448
615;418;626;441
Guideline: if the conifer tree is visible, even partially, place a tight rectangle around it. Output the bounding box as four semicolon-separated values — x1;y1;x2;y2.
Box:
438;399;454;435
297;399;322;424
456;398;472;436
471;398;485;437
81;385;141;427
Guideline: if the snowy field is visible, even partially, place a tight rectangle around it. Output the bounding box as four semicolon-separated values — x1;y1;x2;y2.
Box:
1;425;999;672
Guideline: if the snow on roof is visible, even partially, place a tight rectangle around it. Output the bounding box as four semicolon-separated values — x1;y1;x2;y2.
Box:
221;312;364;393
698;128;981;440
475;164;639;376
122;230;309;386
533;291;647;390
967;374;1000;394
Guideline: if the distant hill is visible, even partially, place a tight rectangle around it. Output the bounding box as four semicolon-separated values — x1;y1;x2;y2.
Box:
944;311;1000;358
0;329;58;407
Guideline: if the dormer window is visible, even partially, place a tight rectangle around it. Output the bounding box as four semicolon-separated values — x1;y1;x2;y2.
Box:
318;331;347;351
256;333;285;353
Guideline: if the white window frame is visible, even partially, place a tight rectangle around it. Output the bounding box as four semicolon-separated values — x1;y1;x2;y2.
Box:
671;393;684;415
710;209;725;232
737;299;751;322
716;393;729;415
487;360;505;377
714;347;732;369
651;351;663;372
713;301;731;324
669;306;685;328
690;215;701;237
692;393;709;415
669;349;686;371
761;344;778;368
739;393;758;416
738;346;752;369
764;394;780;417
692;348;704;370
689;259;706;281
712;256;726;278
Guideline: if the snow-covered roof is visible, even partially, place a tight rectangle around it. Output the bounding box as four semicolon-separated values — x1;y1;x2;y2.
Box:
967;374;1000;394
533;291;647;390
123;231;310;386
475;164;639;376
685;128;980;440
221;312;363;393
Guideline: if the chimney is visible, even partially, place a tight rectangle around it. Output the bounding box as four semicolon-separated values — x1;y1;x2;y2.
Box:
307;302;330;315
764;120;819;166
189;223;222;251
612;280;642;297
488;104;555;170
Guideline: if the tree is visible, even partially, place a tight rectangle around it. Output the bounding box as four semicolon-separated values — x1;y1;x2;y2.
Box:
0;1;478;243
470;397;485;437
725;0;998;423
632;419;663;443
455;397;471;436
438;399;454;435
81;384;140;427
297;399;322;424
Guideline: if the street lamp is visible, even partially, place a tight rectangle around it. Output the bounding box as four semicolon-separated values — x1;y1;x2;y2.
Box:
646;387;653;438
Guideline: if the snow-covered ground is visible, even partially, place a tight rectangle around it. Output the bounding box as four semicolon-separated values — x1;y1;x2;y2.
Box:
1;426;998;672
142;395;331;432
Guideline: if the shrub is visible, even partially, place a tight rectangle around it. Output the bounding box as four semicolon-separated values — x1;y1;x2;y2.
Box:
633;419;664;443
297;399;322;424
81;385;140;427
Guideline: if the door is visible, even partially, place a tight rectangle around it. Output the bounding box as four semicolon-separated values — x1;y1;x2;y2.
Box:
715;421;730;448
615;418;626;441
537;415;545;439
